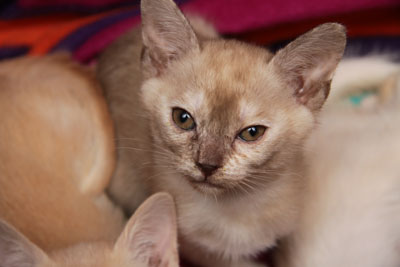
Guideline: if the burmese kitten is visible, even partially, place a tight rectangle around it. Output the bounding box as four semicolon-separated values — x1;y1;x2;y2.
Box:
0;54;124;251
0;192;179;267
275;57;400;267
98;0;346;265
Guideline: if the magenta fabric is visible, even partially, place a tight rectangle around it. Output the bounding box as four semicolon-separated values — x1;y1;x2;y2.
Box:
74;16;140;62
182;0;400;33
5;0;400;63
17;0;400;33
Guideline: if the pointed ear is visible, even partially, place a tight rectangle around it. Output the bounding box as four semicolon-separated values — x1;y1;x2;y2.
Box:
0;219;48;267
271;23;346;112
114;192;178;266
141;0;200;77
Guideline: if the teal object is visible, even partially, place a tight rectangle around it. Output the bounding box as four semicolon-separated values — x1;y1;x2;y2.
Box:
348;90;375;106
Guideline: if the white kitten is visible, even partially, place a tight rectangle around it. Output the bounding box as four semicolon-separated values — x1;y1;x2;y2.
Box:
277;57;400;267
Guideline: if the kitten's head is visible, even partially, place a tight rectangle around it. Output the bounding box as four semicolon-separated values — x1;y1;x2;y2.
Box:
0;192;178;267
140;0;346;196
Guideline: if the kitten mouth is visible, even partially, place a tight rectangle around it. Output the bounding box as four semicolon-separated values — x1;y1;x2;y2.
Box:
187;176;224;193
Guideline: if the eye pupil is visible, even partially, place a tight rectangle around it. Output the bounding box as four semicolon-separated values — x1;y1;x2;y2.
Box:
172;108;196;131
180;113;189;123
248;127;257;136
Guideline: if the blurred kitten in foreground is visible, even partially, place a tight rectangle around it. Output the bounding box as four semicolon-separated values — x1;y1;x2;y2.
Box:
276;56;400;267
0;192;178;267
0;54;124;251
0;55;178;267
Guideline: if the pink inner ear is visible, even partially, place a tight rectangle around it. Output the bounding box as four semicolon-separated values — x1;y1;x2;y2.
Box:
295;63;335;107
140;0;200;78
146;225;173;266
115;193;177;264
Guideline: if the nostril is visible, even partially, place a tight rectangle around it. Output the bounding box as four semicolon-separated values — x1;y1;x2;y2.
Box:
196;162;220;177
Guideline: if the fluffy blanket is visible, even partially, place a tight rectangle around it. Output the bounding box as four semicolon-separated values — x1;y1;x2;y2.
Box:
0;0;399;63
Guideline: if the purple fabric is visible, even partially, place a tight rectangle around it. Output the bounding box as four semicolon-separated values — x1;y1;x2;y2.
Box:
1;1;138;18
0;46;29;60
18;0;133;8
74;16;140;62
1;0;399;63
51;8;140;53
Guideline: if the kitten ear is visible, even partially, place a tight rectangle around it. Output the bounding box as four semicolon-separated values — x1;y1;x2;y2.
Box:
140;0;200;77
0;219;48;267
114;192;178;266
271;23;346;111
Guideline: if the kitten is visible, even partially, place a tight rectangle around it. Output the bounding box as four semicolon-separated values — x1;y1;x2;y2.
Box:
0;54;124;251
275;57;400;267
98;0;346;265
0;192;179;267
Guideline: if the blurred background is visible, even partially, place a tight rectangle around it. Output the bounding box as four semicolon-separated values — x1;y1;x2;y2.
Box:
0;0;399;63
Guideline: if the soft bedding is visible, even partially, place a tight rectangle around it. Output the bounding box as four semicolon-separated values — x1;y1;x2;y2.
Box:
0;0;399;63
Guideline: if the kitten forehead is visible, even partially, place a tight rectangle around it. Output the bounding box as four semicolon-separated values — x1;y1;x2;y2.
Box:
238;98;271;126
199;40;273;92
156;40;283;132
196;41;279;129
201;40;273;68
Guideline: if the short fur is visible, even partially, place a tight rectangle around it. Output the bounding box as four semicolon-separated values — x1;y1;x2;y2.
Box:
0;54;124;251
0;192;179;267
275;57;400;267
98;0;346;265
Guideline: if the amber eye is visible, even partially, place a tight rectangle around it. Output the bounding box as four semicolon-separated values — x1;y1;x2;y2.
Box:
172;108;196;130
238;125;266;142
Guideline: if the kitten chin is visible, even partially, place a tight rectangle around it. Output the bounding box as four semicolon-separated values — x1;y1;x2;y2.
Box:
98;0;346;265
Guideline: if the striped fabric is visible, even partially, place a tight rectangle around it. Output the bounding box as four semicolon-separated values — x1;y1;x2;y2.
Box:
0;0;399;63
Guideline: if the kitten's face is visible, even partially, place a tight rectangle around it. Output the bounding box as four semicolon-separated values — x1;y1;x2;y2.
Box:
141;41;314;195
140;0;345;196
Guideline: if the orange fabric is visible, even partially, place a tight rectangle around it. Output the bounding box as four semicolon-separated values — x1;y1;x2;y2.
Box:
0;10;115;55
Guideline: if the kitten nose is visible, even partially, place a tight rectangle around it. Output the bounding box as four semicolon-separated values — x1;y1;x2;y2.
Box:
196;162;220;178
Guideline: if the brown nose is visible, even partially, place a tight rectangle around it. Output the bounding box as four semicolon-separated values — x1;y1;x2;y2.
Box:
196;162;220;178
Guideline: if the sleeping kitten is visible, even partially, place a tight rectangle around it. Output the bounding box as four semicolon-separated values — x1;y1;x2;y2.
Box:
0;55;178;267
0;192;179;267
275;57;400;267
0;54;124;251
98;0;346;265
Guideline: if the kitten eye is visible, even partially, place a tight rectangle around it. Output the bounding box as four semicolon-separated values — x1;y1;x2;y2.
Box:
172;108;196;130
238;125;266;142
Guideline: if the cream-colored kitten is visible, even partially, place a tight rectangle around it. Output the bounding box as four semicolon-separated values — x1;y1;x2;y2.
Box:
0;192;179;267
98;0;346;265
0;55;179;267
276;58;400;267
0;54;124;251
